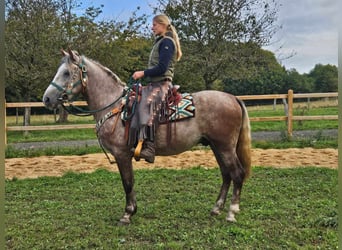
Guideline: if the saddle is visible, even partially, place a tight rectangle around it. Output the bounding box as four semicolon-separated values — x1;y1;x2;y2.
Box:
122;84;183;123
122;84;195;145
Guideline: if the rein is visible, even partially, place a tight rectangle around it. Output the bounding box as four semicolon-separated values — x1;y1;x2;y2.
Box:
60;88;128;116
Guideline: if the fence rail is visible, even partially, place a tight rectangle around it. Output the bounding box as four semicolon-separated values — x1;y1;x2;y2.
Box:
5;90;338;144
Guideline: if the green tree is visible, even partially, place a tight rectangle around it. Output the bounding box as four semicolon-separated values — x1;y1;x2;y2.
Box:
5;0;64;127
5;0;62;102
308;64;338;92
282;69;314;93
223;46;287;95
89;9;151;82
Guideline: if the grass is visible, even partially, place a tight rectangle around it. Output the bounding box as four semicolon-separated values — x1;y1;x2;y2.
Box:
252;130;338;149
248;105;338;131
6;129;97;143
5;144;101;158
5;167;338;249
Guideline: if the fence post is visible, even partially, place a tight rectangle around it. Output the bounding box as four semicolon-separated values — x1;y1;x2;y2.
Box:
4;99;7;145
287;89;293;137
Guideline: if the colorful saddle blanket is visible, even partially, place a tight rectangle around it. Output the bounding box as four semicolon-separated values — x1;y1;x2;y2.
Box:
162;93;195;123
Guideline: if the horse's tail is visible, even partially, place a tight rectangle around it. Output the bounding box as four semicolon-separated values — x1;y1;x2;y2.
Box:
236;98;252;179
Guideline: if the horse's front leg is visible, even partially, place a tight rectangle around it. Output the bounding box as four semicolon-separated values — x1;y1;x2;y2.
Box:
116;156;137;225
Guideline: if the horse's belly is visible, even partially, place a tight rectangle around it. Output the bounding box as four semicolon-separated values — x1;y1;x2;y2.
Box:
155;121;201;156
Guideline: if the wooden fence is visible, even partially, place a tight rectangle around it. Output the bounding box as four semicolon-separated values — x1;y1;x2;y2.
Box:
5;90;338;144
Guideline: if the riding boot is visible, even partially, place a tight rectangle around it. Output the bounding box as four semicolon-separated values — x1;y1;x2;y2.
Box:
139;140;155;163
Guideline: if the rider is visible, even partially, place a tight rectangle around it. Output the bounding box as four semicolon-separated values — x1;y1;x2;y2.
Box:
131;14;182;163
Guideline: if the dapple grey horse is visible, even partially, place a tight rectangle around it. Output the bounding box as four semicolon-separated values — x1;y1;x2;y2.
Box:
43;49;252;224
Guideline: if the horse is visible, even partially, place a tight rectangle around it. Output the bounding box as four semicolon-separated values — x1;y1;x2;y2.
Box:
43;49;252;225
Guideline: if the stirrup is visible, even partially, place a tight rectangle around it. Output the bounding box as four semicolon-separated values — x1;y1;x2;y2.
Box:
134;139;144;161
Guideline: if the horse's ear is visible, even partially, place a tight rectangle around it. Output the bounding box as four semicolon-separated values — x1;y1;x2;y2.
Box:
61;49;68;57
68;47;76;61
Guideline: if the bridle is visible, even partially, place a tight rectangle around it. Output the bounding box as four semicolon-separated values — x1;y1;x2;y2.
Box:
48;56;127;116
49;56;88;103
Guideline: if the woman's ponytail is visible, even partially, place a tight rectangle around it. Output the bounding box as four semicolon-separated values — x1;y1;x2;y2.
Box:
167;24;182;61
153;14;182;61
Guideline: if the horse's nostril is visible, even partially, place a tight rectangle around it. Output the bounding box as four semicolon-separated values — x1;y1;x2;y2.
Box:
44;96;50;104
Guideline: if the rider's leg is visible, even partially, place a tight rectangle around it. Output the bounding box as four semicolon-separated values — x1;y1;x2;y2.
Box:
139;139;155;163
133;125;155;163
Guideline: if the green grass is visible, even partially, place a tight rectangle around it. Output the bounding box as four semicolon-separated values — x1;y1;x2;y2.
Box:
6;129;97;143
249;106;338;131
5;144;101;158
5;167;337;249
252;130;338;149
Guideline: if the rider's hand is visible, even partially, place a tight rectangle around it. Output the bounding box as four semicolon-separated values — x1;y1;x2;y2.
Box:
132;71;144;80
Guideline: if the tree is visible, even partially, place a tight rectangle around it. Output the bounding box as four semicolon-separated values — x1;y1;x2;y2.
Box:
223;46;287;95
282;69;314;93
5;0;62;102
308;64;338;92
153;0;280;90
5;0;63;126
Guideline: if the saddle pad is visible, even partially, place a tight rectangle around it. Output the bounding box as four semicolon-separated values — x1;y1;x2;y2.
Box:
166;93;195;122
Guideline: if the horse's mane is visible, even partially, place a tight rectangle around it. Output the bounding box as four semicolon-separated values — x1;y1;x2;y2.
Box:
84;56;127;87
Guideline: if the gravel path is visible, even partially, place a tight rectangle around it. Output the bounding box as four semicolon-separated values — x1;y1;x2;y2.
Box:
8;129;338;150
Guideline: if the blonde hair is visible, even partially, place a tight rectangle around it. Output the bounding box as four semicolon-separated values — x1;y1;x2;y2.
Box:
153;14;182;61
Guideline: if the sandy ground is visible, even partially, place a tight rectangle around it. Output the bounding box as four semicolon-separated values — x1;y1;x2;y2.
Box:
5;148;338;180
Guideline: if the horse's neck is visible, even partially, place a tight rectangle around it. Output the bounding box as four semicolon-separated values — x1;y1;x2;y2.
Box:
84;60;124;121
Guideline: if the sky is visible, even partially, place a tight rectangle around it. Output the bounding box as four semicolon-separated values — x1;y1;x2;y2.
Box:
82;0;338;74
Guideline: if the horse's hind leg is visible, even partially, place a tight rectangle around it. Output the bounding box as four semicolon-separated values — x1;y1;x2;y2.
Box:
226;158;247;222
226;171;244;222
211;149;246;222
210;149;233;216
210;170;231;216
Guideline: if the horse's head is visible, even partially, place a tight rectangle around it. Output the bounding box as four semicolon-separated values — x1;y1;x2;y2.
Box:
43;48;87;110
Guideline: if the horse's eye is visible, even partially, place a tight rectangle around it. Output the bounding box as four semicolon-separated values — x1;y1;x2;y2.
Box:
63;71;70;77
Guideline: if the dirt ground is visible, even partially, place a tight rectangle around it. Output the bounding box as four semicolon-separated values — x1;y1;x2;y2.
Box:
5;148;338;180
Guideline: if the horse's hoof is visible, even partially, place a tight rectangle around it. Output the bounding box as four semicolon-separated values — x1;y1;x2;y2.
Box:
210;209;220;216
226;215;237;223
226;218;237;223
229;204;240;214
118;218;131;226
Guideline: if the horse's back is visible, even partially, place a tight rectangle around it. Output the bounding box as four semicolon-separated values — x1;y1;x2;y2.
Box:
192;90;242;121
192;90;243;141
155;90;243;155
